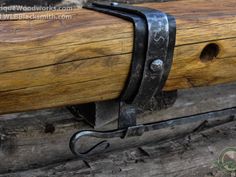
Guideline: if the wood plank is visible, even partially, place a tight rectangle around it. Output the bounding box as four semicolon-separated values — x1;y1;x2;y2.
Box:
0;0;236;114
1;114;236;176
0;83;235;173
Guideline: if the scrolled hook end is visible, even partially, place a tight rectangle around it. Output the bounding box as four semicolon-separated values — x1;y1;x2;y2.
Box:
69;130;110;157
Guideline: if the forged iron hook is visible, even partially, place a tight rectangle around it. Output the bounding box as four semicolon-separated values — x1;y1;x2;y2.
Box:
69;107;236;157
69;130;111;157
69;125;146;157
69;128;132;157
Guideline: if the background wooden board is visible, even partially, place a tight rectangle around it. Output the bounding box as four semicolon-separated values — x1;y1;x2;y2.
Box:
2;120;236;177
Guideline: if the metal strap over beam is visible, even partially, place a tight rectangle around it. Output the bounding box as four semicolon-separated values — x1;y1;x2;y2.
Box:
69;2;176;157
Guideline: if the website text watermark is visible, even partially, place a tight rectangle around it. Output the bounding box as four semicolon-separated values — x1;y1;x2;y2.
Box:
0;5;73;12
0;14;72;20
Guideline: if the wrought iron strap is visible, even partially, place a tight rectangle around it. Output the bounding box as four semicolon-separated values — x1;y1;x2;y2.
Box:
69;2;176;157
85;2;176;109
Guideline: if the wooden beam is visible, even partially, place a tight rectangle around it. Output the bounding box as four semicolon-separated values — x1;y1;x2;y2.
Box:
0;0;236;114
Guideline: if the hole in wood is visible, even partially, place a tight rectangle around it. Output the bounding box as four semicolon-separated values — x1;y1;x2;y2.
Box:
200;43;220;62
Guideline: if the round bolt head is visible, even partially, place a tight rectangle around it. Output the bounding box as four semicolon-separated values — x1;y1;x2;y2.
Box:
150;59;163;72
111;2;119;6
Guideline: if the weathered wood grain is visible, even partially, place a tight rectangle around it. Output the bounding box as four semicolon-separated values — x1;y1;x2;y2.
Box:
0;0;236;114
0;83;235;174
1;114;236;177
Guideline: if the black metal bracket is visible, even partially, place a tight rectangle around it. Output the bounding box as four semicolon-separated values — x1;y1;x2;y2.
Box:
69;2;176;157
